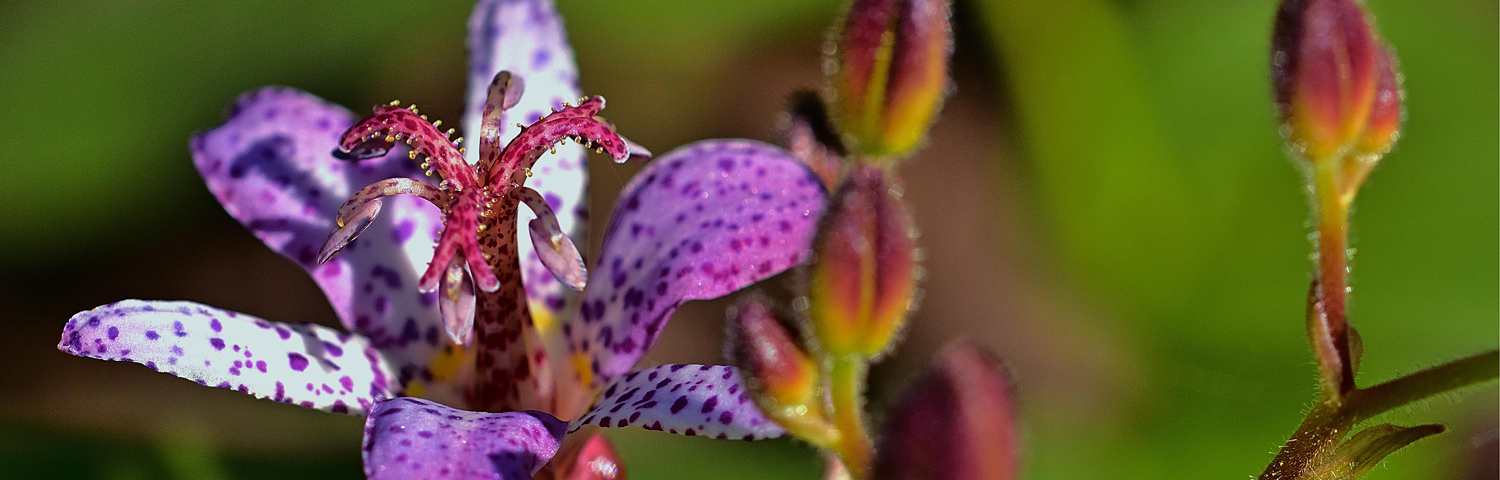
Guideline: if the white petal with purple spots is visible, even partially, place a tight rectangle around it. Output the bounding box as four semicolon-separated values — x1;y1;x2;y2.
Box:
571;364;786;441
363;397;565;480
190;87;462;400
565;140;828;390
59;300;397;415
464;0;588;323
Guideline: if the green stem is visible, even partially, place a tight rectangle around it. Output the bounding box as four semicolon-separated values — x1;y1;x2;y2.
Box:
1346;350;1499;423
1259;350;1499;479
828;356;874;480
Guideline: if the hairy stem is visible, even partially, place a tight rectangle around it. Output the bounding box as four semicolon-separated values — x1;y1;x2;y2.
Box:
1259;350;1499;479
828;356;874;480
1347;350;1499;423
1311;159;1354;398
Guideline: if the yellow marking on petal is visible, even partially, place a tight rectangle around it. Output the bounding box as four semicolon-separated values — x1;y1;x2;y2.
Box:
404;345;473;401
427;345;471;382
572;352;593;388
529;301;556;333
405;380;428;398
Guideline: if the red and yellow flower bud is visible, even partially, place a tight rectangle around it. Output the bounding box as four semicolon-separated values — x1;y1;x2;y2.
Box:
1271;0;1381;162
1353;45;1403;157
806;165;918;359
535;431;625;480
727;297;836;445
830;0;952;158
872;341;1019;480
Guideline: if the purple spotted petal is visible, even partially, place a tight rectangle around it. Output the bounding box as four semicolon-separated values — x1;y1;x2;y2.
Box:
464;0;587;324
59;300;396;414
571;364;785;441
363;397;565;480
566;140;827;390
190;87;462;401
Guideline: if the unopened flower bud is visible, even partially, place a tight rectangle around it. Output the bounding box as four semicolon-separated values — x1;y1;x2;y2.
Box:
1353;45;1403;157
782;90;849;188
535;431;625;480
806;165;918;358
873;341;1019;480
727;296;836;445
1271;0;1382;161
830;0;952;158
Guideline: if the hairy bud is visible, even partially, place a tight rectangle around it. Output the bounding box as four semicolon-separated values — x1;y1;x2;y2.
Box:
805;165;919;358
830;0;952;158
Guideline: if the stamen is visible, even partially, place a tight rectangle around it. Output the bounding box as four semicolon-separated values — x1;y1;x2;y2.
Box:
479;71;527;162
514;187;587;291
317;198;382;265
318;178;449;265
438;258;477;345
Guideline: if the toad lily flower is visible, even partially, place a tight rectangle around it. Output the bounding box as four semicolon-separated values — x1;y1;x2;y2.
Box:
57;0;829;478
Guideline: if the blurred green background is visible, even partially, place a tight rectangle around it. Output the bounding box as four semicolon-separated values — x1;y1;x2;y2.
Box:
0;0;1494;478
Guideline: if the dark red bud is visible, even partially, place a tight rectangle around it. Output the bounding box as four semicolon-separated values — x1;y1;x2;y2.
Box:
873;341;1019;480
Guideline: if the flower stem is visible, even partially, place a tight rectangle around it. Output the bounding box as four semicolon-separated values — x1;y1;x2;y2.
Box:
1259;350;1499;479
828;356;874;480
1311;158;1354;398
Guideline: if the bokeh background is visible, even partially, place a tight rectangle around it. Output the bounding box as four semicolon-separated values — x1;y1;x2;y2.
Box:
0;0;1495;478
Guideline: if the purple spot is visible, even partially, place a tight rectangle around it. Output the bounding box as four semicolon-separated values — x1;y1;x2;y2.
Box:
210;338;226;350
107;327;119;340
392;220;415;244
288;353;309;371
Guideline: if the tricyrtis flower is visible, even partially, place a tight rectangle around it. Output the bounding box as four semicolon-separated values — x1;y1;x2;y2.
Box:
58;0;829;477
